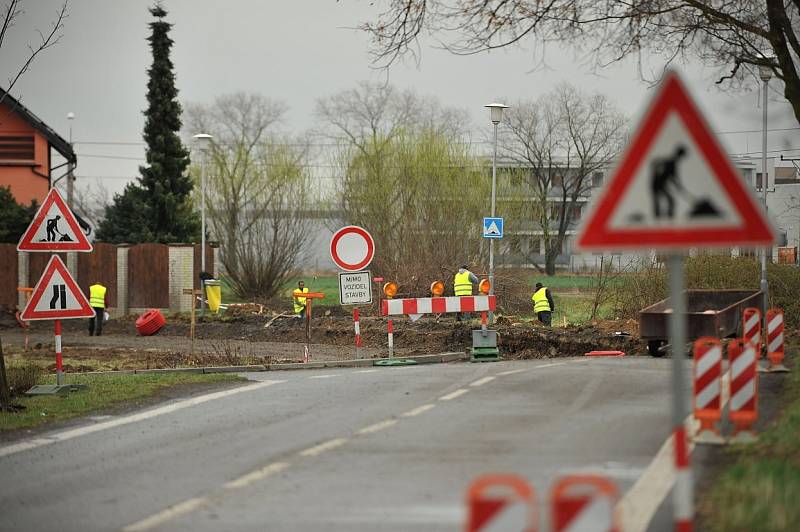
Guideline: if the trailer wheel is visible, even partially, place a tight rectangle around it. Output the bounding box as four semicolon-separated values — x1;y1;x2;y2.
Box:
648;340;665;357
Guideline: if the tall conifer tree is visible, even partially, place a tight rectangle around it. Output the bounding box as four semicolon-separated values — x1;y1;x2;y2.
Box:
98;3;199;243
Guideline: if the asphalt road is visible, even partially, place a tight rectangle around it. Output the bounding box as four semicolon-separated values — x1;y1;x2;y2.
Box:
0;357;678;531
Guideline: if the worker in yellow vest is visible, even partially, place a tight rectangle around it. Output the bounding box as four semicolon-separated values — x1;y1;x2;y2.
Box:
453;265;479;321
531;282;555;326
88;281;108;336
293;281;310;319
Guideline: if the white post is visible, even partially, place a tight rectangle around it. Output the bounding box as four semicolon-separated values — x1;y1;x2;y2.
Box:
200;149;207;314
488;120;497;325
760;74;770;327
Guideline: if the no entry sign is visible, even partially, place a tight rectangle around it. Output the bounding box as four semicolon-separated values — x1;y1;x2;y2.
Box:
330;225;375;271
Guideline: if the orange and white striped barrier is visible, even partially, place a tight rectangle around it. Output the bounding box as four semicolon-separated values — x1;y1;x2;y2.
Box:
353;308;362;349
387;318;394;357
673;424;693;531
692;338;724;444
765;308;789;372
382;295;496;316
742;307;761;356
466;474;537;532
550;474;619;532
728;339;759;443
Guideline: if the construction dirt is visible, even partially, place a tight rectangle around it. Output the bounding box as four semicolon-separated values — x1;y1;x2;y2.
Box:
0;309;644;372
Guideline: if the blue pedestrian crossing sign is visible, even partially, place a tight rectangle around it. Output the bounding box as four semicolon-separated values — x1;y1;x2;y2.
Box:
482;217;504;239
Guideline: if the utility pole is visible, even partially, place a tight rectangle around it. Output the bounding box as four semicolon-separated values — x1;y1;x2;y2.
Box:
758;63;772;323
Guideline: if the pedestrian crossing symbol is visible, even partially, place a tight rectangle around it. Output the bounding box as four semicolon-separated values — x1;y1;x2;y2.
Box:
483;217;504;239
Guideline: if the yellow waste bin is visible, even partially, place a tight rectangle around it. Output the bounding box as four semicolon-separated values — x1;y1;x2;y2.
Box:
204;279;222;313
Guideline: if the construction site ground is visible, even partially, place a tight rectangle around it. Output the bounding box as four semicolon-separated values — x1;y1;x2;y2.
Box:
0;307;643;372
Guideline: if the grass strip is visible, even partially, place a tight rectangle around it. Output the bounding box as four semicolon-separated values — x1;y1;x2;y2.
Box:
0;372;243;432
703;360;800;532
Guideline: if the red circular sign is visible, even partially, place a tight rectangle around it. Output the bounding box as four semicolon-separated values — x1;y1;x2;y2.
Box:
330;226;375;271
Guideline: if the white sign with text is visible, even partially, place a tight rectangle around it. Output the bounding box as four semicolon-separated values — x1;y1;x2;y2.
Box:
338;271;372;306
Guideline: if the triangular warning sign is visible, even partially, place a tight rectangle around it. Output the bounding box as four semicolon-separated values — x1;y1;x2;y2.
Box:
17;188;93;252
20;255;94;320
577;70;774;250
469;497;507;530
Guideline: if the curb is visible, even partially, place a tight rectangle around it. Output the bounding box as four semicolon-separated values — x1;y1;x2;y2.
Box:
55;352;469;377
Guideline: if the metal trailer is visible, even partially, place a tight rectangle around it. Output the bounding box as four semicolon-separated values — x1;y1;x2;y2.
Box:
639;289;762;356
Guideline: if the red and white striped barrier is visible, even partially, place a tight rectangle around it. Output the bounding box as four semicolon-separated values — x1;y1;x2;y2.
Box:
466;474;537;532
742;307;761;356
692;338;724;444
382;295;496;316
766;308;788;372
550;475;619;532
728;339;759;443
353;308;362;349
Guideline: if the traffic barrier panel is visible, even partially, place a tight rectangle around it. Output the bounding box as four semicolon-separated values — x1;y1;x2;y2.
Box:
584;351;625;357
466;474;537;532
692;337;724;444
742;307;761;356
382;295;496;316
728;339;759;443
766;308;789;372
550;474;619;532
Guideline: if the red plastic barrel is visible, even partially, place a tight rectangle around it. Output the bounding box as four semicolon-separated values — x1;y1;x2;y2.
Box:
135;309;166;336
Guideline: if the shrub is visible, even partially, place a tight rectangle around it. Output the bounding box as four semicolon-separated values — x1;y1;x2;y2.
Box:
6;363;43;397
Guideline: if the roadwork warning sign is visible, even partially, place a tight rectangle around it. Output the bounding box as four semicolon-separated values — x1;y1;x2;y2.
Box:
338;271;372;306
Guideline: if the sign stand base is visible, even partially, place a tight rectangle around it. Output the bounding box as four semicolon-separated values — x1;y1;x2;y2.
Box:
25;383;87;396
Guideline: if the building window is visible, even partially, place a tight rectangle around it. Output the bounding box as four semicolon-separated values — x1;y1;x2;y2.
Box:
0;135;35;161
592;171;604;187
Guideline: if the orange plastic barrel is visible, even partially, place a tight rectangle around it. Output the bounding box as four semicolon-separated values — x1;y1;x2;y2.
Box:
135;309;166;336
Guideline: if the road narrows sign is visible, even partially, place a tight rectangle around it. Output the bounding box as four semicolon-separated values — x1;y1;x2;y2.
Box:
330;225;375;271
17;188;93;252
576;70;774;251
20;255;94;320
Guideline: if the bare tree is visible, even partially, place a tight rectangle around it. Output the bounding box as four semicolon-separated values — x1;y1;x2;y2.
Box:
501;84;627;275
0;0;67;109
360;1;800;126
185;93;310;299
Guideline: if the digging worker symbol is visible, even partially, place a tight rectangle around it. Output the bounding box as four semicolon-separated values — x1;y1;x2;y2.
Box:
650;144;721;220
46;215;62;242
651;145;687;219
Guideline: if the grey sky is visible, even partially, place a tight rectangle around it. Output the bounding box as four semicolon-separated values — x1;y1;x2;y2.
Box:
3;0;799;197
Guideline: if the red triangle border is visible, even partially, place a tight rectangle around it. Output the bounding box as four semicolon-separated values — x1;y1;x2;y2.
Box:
17;188;93;252
20;255;95;320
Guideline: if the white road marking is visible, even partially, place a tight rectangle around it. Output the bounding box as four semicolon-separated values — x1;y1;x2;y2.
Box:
299;438;349;457
439;389;469;401
357;419;398;435
309;374;339;379
617;372;731;532
121;497;208;531
402;404;435;417
469;376;496;387
355;369;379;373
496;368;528;376
223;462;290;490
0;380;286;459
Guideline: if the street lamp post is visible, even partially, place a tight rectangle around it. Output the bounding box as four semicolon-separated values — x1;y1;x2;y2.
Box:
193;133;213;314
67;112;75;208
484;103;508;326
758;62;772;324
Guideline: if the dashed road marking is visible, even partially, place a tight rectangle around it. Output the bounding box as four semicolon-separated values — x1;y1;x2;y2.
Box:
300;438;349;457
122;497;208;531
402;404;435;417
357;419;398;435
469;376;496;387
309;374;339;379
0;380;286;459
439;389;469;401
496;368;528;376
223;462;290;490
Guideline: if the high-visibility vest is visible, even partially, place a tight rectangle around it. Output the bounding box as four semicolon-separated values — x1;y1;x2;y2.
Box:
89;284;106;308
532;287;551;313
453;271;473;296
293;287;309;314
